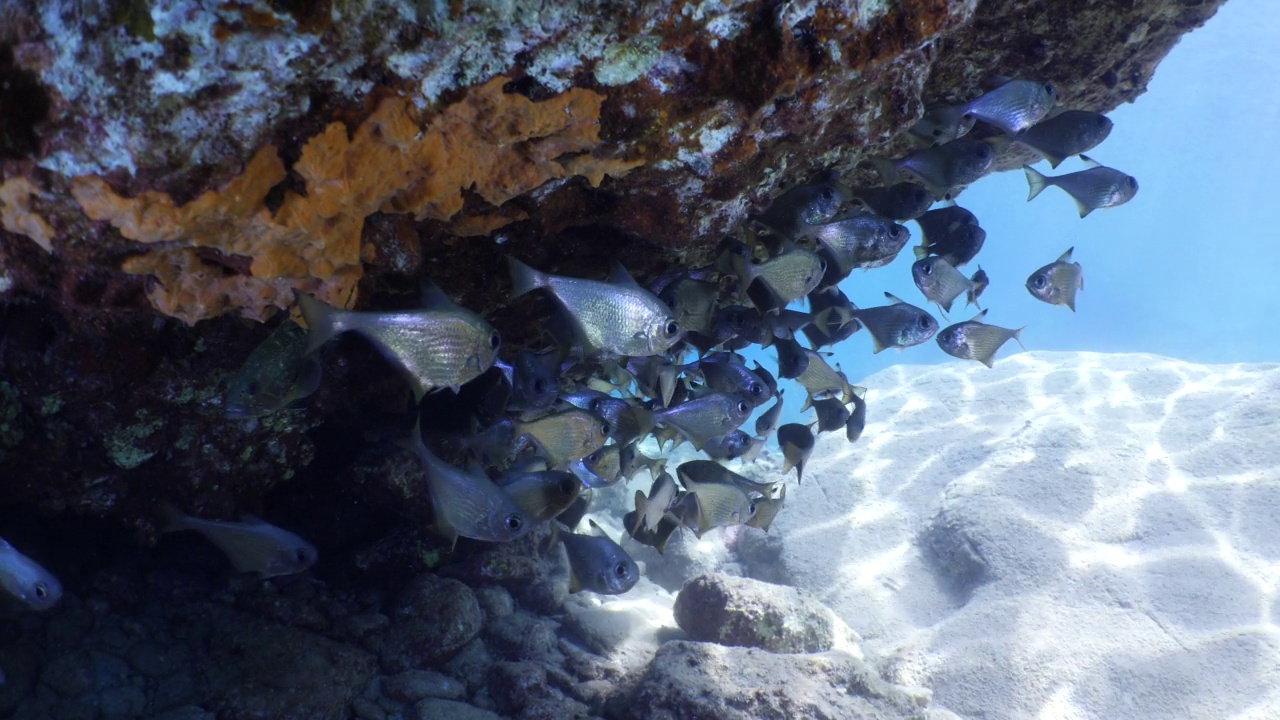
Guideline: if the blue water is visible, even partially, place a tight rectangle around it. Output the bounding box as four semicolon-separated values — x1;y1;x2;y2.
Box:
746;0;1280;429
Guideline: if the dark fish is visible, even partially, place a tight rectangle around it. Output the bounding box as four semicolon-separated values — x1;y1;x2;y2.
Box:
158;503;318;578
1007;110;1112;168
501;350;558;412
850;293;938;353
224;320;321;419
708;305;764;350
849;182;933;221
1026;247;1084;311
812;212;911;276
744;485;786;533
913;207;985;268
660;276;720;337
774;337;810;379
632;470;679;534
557;493;592;531
777;423;815;483
560;520;639;595
915;205;978;245
400;429;528;546
508;257;681;357
803;287;861;349
909;102;976;145
690;353;771;407
677;460;776;497
623;509;681;554
936;310;1026;368
962;79;1057;135
0;538;61;611
653;392;753;451
753;361;778;398
754;391;784;437
871;138;994;198
1024;156;1138;217
296;286;499;401
811;398;851;433
496;470;582;525
763;309;813;341
755;181;851;240
967;267;989;309
846;387;867;443
626;356;679;407
702;430;756;461
912;255;975;317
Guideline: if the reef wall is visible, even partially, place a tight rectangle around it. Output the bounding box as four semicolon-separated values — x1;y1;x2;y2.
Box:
0;0;1224;524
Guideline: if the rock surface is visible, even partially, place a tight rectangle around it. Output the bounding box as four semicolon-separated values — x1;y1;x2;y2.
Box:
765;351;1280;719
672;572;840;653
626;640;931;720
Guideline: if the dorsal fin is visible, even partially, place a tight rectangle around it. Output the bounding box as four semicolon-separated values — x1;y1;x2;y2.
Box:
587;518;611;540
1079;155;1102;169
884;292;905;305
970;308;989;322
1056;247;1075;263
609;261;641;288
419;280;459;311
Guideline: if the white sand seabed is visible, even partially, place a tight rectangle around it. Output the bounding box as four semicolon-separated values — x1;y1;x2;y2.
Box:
759;350;1280;720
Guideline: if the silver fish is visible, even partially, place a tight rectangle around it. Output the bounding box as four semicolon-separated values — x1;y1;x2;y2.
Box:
513;408;610;468
560;520;639;595
737;245;826;312
850;292;938;353
744;485;786;532
508;257;681;357
158;503;318;578
1008;110;1112;168
296;285;498;401
659;276;720;337
754;391;784;437
1024;156;1138;217
962;79;1057;135
702;430;756;461
912;255;975;317
1026;247;1084;311
936;310;1026;368
871;138;995;198
0;538;61;611
675;474;756;538
795;349;850;409
909;102;977;145
653;392;753;451
812;212;911;276
774;337;810;380
633;470;679;534
756;181;851;240
570;444;624;488
224;320;321;419
777;423;815;483
400;430;528;546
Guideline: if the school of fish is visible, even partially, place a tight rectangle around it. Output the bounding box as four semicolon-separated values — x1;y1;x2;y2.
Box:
0;79;1139;610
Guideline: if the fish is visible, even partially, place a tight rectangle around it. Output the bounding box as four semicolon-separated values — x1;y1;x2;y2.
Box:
707;305;764;350
811;398;851;433
688;353;771;407
560;520;640;595
513;408;610;468
774;337;810;379
619;442;668;482
626;355;680;407
755;181;851;240
496;470;582;525
962;79;1057;135
763;309;813;342
571;444;624;488
846;387;867;443
500;350;559;412
811;212;911;276
674;473;757;538
652;392;754;451
1026;247;1084;311
849;182;933;221
1004;110;1113;168
632;470;679;534
795;349;851;408
849;293;939;353
224;320;322;419
754;391;784;437
677;460;776;497
557;493;592;531
870;138;995;198
158;503;318;578
735;244;826;314
908;102;977;146
753;361;778;398
936;310;1026;368
777;423;815;483
507;257;682;357
622;509;682;554
1023;156;1139;217
913;205;985;268
912;255;975;317
967;267;989;309
803;287;861;349
744;485;786;532
296;285;499;402
0;538;62;611
659;276;720;337
702;430;756;461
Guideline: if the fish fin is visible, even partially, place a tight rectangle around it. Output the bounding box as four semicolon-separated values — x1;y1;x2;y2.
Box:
1080;154;1102;169
746;277;786;317
984;135;1013;154
289;356;323;403
587;519;611;540
780;452;796;474
912;244;928;260
156;502;190;533
294;291;341;356
870;333;887;354
1043;152;1066;169
1010;327;1027;352
418;279;458;311
568;569;583;594
608;260;641;288
1066;297;1076;312
1075;198;1093;218
631;405;655;440
1078;273;1085;291
800;393;814;413
631;491;648;535
1056;247;1075;263
867;157;900;187
506;256;549;298
970;308;988;321
1023;166;1048;202
883;292;905;304
795;459;805;484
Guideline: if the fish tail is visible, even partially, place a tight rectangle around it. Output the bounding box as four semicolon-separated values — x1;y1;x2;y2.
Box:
156;502;190;534
1023;166;1049;202
1010;327;1028;352
631;491;648;536
867;157;900;186
506;256;549;298
295;291;343;356
912;244;929;260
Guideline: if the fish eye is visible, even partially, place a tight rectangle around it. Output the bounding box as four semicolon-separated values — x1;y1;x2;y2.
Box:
1043;82;1056;96
931;128;942;137
665;320;679;337
1127;176;1138;188
1033;275;1047;289
34;583;47;600
820;187;836;202
817;258;827;273
749;500;757;515
918;315;932;329
587;451;600;463
975;145;990;159
246;381;260;396
942;330;955;344
749;382;764;397
613;562;630;578
600;422;611;437
737;401;749;414
504;513;523;532
532;378;546;394
589;398;603;412
489;332;501;350
922;263;933;276
295;548;311;565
